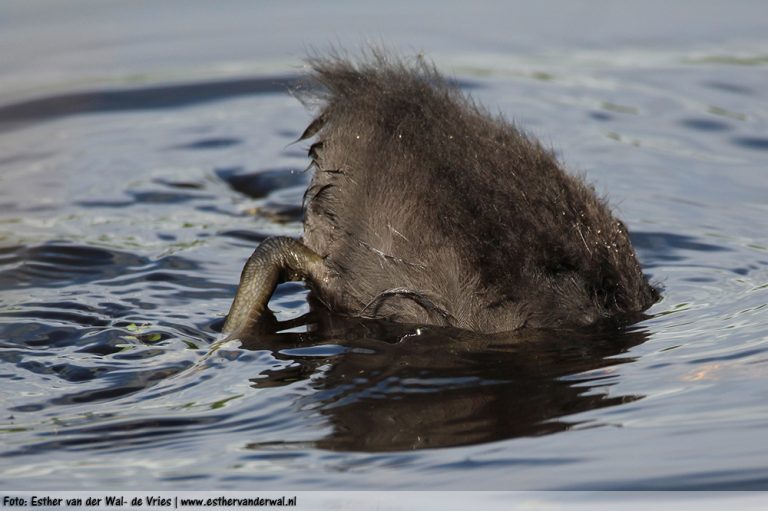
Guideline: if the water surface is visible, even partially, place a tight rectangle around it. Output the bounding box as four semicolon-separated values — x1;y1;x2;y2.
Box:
1;0;767;491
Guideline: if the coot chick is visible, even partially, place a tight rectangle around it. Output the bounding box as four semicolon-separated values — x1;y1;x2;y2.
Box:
224;53;659;336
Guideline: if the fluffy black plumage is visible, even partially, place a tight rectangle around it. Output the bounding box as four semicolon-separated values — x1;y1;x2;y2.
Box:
235;52;659;334
296;52;659;333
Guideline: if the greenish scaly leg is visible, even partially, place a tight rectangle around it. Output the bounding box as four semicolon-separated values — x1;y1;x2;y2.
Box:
223;236;328;336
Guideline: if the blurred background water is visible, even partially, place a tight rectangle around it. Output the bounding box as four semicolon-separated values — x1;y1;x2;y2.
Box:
1;0;767;490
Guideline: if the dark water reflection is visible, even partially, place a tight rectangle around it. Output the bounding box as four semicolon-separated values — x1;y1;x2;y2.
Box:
0;77;297;133
236;310;649;451
2;14;768;487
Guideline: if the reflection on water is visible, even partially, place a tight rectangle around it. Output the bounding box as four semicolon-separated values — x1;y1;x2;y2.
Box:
238;311;649;451
1;19;768;488
0;77;297;133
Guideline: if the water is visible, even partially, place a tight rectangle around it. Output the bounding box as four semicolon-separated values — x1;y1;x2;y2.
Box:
1;0;767;491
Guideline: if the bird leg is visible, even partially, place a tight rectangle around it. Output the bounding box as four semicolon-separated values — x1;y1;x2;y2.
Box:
223;236;328;336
